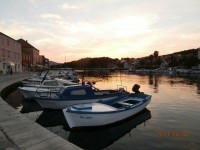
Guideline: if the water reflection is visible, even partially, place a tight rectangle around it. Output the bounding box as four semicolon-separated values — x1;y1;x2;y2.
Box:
148;75;159;93
36;109;67;127
197;82;200;94
146;74;200;95
28;106;151;150
77;69;111;83
20;99;43;113
4;72;200;150
67;109;151;150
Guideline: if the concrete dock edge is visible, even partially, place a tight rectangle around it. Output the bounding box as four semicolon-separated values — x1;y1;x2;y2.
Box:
0;73;81;150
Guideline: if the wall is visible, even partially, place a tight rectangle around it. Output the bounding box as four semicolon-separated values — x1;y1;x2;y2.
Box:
0;33;22;74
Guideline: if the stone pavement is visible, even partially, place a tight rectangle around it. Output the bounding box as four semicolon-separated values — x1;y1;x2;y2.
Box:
0;73;81;150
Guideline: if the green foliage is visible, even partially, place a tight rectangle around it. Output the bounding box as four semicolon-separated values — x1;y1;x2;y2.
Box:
168;49;198;68
51;48;199;69
60;57;120;68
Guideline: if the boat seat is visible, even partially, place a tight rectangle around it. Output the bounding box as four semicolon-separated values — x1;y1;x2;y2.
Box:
132;98;144;101
124;100;141;104
73;106;92;110
118;102;133;106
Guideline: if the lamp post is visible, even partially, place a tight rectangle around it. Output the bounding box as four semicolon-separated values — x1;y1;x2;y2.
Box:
65;56;66;69
198;48;200;69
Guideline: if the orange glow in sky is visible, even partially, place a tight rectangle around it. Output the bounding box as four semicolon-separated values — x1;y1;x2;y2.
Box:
0;0;200;63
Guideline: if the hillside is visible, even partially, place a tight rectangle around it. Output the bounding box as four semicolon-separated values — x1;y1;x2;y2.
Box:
50;48;199;69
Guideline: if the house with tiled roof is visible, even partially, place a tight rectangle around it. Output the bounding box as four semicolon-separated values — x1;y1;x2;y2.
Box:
0;32;22;74
17;38;40;71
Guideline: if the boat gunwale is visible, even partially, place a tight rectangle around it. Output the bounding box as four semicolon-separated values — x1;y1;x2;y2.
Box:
64;95;151;115
68;108;151;131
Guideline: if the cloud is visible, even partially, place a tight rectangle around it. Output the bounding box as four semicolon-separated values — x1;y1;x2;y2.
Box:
1;0;200;63
60;3;81;9
0;21;36;38
41;13;63;20
31;12;159;61
101;14;159;37
40;13;66;25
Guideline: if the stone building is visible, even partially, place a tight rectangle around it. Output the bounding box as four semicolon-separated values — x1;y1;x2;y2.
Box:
39;55;45;66
0;32;22;74
17;39;40;71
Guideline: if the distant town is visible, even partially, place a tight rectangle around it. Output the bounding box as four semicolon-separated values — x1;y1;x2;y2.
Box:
0;32;49;74
0;31;200;75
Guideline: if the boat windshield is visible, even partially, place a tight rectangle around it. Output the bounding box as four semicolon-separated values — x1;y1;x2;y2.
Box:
58;87;66;94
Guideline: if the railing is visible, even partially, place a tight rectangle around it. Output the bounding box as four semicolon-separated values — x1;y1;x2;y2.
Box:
35;87;61;99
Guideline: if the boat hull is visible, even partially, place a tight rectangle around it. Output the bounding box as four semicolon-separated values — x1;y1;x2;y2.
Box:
35;96;119;109
18;87;60;99
18;88;36;99
63;96;151;129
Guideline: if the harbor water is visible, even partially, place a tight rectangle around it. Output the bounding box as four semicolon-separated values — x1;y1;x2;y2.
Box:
6;72;200;150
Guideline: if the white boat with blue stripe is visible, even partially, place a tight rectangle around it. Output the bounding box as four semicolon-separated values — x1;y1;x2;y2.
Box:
18;78;76;99
63;87;151;129
34;84;129;109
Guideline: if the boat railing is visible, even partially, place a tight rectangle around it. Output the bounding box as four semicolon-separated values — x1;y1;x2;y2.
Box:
22;80;41;87
36;87;61;99
117;85;127;91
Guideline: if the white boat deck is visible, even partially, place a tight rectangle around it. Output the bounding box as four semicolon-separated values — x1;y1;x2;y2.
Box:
71;97;146;113
72;103;117;112
92;103;117;112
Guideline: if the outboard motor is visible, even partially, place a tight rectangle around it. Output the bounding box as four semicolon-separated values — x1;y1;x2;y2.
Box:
132;84;140;93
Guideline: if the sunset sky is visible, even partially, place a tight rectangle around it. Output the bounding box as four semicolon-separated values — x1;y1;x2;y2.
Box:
0;0;200;63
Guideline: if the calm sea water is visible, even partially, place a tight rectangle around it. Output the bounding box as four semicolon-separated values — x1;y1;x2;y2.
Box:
7;73;200;150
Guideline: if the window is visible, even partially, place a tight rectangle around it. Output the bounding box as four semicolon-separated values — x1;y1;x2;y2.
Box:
23;53;25;60
70;89;86;95
2;37;4;45
7;50;10;58
14;52;17;59
7;39;9;46
2;49;5;57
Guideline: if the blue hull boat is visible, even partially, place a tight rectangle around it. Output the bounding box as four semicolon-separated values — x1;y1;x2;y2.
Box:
34;84;129;109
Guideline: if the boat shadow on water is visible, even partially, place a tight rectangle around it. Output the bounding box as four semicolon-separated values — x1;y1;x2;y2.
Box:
66;108;151;150
20;99;68;127
20;100;151;150
35;109;67;127
20;99;43;113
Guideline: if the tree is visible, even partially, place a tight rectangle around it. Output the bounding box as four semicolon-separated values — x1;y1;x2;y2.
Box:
153;51;159;59
153;51;159;68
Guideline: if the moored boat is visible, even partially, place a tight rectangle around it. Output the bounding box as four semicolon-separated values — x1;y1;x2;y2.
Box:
18;78;76;99
67;108;151;149
63;89;151;129
34;84;129;109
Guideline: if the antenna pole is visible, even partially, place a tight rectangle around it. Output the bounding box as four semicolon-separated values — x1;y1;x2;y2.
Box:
65;56;66;69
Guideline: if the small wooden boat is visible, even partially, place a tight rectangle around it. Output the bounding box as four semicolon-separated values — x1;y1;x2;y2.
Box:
67;109;151;149
63;90;151;129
